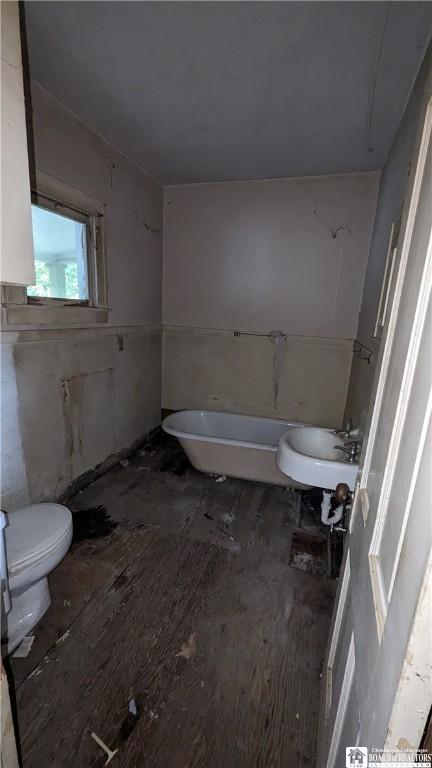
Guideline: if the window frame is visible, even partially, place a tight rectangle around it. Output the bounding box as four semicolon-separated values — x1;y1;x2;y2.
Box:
28;191;95;306
2;171;109;326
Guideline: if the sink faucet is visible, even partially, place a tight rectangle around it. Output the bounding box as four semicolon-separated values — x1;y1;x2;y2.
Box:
335;417;353;439
334;439;362;463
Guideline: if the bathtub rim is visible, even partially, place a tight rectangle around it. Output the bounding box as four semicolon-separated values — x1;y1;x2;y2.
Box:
162;409;311;452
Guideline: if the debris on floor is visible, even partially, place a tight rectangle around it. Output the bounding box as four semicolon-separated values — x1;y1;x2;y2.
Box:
128;699;137;716
219;510;235;528
55;630;70;645
28;666;42;679
13;635;35;658
26;645;58;680
289;530;328;576
90;732;118;764
25;642;63;680
217;526;236;542
175;633;197;660
215;475;226;483
120;458;130;468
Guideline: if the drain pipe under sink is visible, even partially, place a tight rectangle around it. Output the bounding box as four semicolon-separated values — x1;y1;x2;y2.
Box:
321;491;344;527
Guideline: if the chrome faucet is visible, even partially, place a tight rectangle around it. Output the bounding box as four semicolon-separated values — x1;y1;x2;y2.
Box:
334;439;362;463
335;417;353;439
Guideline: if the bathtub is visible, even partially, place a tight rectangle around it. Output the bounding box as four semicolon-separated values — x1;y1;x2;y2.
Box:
162;410;311;489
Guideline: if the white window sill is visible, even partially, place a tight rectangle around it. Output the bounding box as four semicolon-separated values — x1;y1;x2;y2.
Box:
2;303;110;328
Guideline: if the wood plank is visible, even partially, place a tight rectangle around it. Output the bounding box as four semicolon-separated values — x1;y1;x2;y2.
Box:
16;525;333;767
11;528;139;687
13;436;335;768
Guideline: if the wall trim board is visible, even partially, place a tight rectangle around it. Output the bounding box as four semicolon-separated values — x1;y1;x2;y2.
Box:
163;325;355;347
0;324;162;345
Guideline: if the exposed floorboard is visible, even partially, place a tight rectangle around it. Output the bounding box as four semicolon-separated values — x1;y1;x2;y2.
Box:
11;434;336;767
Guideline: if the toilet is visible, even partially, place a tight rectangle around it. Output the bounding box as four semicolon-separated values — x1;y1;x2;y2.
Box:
2;503;73;654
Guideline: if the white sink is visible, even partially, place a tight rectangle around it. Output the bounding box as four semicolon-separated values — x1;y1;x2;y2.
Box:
276;426;359;491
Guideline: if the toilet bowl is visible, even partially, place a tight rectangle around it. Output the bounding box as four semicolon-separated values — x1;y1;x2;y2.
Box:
3;503;73;654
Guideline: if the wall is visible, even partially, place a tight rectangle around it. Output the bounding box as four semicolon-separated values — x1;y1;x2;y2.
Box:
0;1;35;286
1;83;163;510
345;48;431;428
162;173;379;425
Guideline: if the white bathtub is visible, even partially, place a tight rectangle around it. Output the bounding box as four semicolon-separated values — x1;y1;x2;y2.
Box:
162;410;311;489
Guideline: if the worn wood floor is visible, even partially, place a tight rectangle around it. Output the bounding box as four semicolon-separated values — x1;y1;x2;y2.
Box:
11;434;335;768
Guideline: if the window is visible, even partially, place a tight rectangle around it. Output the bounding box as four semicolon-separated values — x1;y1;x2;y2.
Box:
27;191;104;306
28;203;90;301
2;173;108;326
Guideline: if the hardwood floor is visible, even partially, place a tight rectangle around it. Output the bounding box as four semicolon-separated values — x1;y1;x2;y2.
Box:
11;434;335;767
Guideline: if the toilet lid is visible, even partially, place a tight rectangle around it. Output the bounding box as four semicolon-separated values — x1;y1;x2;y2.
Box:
5;503;73;569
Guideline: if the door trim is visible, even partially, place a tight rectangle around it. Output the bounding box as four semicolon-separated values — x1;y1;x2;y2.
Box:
326;633;356;768
325;551;351;722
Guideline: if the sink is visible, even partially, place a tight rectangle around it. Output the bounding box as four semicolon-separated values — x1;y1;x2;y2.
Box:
276;426;359;491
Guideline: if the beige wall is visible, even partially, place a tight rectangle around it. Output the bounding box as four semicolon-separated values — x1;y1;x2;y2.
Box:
163;329;353;427
1;84;163;510
1;326;161;509
162;173;379;423
30;83;162;327
345;47;432;429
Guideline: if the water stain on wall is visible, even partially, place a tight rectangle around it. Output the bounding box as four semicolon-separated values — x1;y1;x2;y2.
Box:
61;368;116;481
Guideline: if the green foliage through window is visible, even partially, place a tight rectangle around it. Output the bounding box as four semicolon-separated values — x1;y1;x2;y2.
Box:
27;204;88;300
27;261;80;299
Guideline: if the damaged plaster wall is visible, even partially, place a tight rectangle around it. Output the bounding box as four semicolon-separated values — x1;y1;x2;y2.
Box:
162;173;379;424
345;47;432;430
163;329;353;427
1;345;28;507
1;83;163;510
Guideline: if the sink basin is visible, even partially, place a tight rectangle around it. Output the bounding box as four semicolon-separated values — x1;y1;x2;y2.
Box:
277;427;359;491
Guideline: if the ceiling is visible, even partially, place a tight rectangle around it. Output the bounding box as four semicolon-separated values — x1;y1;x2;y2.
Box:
24;1;432;185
